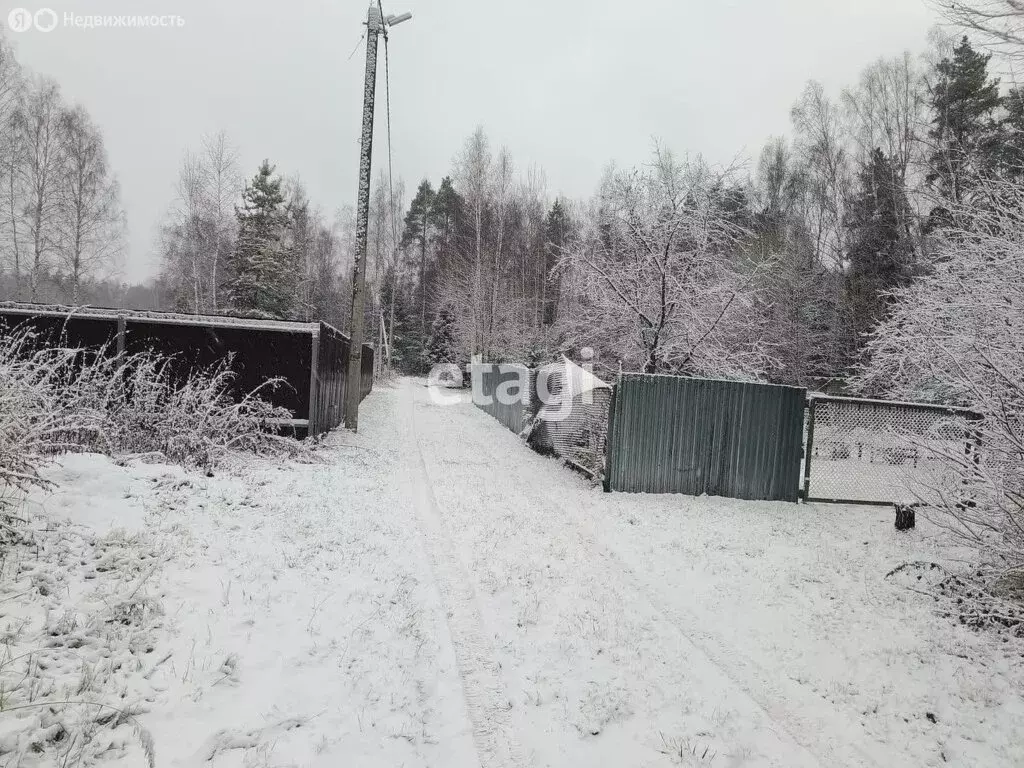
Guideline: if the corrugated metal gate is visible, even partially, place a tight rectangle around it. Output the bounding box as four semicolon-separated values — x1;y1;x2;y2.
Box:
605;374;806;501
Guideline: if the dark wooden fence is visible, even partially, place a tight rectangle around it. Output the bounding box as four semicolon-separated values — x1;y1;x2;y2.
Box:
308;322;374;436
0;303;372;438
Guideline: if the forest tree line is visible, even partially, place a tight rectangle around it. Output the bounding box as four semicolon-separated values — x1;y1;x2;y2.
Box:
368;29;1024;391
2;21;1023;395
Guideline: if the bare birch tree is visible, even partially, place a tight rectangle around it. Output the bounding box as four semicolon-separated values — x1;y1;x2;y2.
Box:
54;106;125;300
0;34;25;297
841;53;927;187
452;126;492;356
485;146;514;359
201;131;240;311
791;81;852;268
157;132;241;313
14;77;65;301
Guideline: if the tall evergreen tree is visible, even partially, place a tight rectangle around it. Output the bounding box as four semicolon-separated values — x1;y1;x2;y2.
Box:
541;199;570;326
400;179;436;335
431;176;462;276
226;160;294;318
843;148;915;356
425;304;459;365
926;36;1003;224
1001;87;1024;180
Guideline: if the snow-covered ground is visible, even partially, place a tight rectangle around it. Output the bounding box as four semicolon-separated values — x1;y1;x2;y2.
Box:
2;378;1023;767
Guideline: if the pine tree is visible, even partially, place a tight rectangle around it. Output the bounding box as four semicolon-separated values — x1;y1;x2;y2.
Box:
425;304;458;365
1001;88;1024;181
843;148;915;357
380;264;424;372
431;176;462;276
400;179;436;336
541;199;570;325
226;160;295;318
926;36;1002;224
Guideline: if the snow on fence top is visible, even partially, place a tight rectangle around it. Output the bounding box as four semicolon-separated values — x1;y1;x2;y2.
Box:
0;301;332;337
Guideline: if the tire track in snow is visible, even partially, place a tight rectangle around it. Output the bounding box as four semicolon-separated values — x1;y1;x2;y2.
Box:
399;381;525;768
412;387;825;767
563;508;892;768
453;401;890;768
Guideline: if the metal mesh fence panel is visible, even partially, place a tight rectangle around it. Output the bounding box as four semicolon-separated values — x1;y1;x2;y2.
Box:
528;362;612;477
804;396;978;505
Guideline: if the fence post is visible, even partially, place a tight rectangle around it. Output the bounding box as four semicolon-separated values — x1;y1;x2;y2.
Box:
802;396;817;501
308;329;320;437
603;382;618;493
116;314;126;357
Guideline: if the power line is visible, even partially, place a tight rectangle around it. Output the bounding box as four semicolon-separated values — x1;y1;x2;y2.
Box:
346;31;366;62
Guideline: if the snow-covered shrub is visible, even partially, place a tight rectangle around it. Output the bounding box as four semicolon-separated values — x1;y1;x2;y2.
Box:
0;327;304;507
854;183;1024;573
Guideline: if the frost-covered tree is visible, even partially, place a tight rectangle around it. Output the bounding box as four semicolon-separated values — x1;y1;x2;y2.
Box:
743;139;844;385
930;0;1024;59
791;81;851;268
14;77;64;301
854;179;1024;569
0;33;25;297
841;148;916;357
925;37;1003;225
451;127;492;356
541;198;571;326
842;53;927;189
401;178;437;335
54;106;125;300
158;132;241;314
425;304;459;365
287;182;345;325
225;160;295;319
563;147;774;378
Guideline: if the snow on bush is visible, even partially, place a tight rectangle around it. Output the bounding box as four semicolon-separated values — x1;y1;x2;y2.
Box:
0;327;304;506
0;330;310;763
854;182;1024;576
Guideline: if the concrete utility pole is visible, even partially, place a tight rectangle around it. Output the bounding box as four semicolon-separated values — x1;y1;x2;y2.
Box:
344;2;411;431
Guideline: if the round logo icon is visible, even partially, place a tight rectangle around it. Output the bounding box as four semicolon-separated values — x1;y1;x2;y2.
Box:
34;8;58;32
7;8;33;32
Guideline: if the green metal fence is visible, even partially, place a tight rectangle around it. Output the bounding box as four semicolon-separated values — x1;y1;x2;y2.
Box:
471;363;532;435
605;374;806;501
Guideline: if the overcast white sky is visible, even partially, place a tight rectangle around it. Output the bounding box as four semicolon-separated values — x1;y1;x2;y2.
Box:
5;0;941;283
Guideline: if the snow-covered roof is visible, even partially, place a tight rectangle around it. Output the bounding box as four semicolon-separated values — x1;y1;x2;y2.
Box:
0;302;323;336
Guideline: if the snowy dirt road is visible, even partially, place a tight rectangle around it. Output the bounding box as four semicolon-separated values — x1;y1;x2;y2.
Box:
4;377;1023;767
